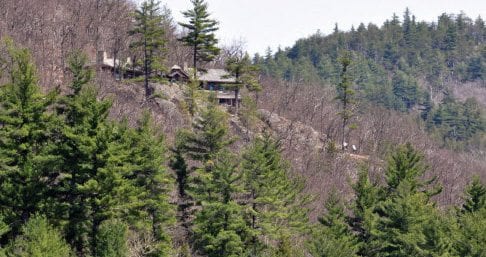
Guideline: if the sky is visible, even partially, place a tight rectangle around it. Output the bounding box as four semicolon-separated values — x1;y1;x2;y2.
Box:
139;0;486;55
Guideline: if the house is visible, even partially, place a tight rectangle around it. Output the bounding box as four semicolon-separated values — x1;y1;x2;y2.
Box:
197;69;240;106
91;51;142;79
167;65;190;82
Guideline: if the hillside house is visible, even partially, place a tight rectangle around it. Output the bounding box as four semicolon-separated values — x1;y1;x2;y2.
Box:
91;51;142;79
198;69;240;106
168;65;190;82
167;66;241;106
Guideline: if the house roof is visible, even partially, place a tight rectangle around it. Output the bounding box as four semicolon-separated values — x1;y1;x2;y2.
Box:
198;69;236;83
169;65;190;78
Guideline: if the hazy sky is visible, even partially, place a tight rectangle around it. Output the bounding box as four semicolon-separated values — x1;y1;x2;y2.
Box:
142;0;486;55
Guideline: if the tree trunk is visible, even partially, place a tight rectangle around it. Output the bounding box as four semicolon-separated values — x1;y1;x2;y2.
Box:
144;38;149;97
193;45;197;79
341;91;348;151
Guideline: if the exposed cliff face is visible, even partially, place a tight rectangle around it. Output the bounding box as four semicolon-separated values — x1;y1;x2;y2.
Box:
98;80;190;143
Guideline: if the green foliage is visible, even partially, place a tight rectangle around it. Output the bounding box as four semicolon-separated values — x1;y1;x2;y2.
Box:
67;51;93;95
349;169;380;256
380;145;454;256
181;81;200;116
241;135;309;255
224;53;262;112
178;0;220;75
0;42;57;240
429;96;485;146
273;232;305;257
461;176;486;214
130;0;167;96
7;215;72;257
335;52;355;149
128;113;174;256
259;10;486;115
369;183;450;257
385;143;441;196
95;220;128;257
191;151;248;257
0;45;173;254
391;70;420;110
455;207;486;256
178;99;233;162
54;53;114;255
342;144;457;257
310;192;359;257
239;95;259;130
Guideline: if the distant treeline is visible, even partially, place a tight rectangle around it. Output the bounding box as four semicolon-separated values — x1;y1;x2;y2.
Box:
256;9;486;148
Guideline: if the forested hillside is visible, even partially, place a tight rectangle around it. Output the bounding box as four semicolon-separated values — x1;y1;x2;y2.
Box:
1;1;486;257
257;9;486;149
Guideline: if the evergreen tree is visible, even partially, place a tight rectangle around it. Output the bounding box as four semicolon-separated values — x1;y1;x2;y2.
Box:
368;144;451;257
178;97;233;162
370;182;450;257
455;207;486;257
385;143;441;196
335;52;354;150
455;177;486;256
461;176;486;214
130;0;166;97
0;42;57;241
392;71;419;110
192;152;248;257
430;96;484;144
7;215;73;257
179;0;220;77
309;191;359;257
54;52;113;255
349;169;380;256
95;220;128;257
241;135;309;256
128;113;174;256
224;53;261;113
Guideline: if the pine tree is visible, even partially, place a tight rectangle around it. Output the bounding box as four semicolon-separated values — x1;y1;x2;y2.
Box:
7;215;73;257
370;182;447;257
0;42;57;241
178;97;233;162
95;220;128;257
455;177;486;256
53;52;113;255
455;207;486;257
128;113;174;256
392;71;420;110
335;51;354;150
368;144;451;257
224;53;261;113
461;176;486;214
309;191;360;257
241;135;309;255
192;152;248;257
349;169;380;256
130;0;166;97
385;143;441;196
179;0;220;77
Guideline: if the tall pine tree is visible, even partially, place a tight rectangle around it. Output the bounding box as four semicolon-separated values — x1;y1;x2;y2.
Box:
130;0;167;97
0;42;57;241
241;135;309;256
179;0;220;77
224;53;261;113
